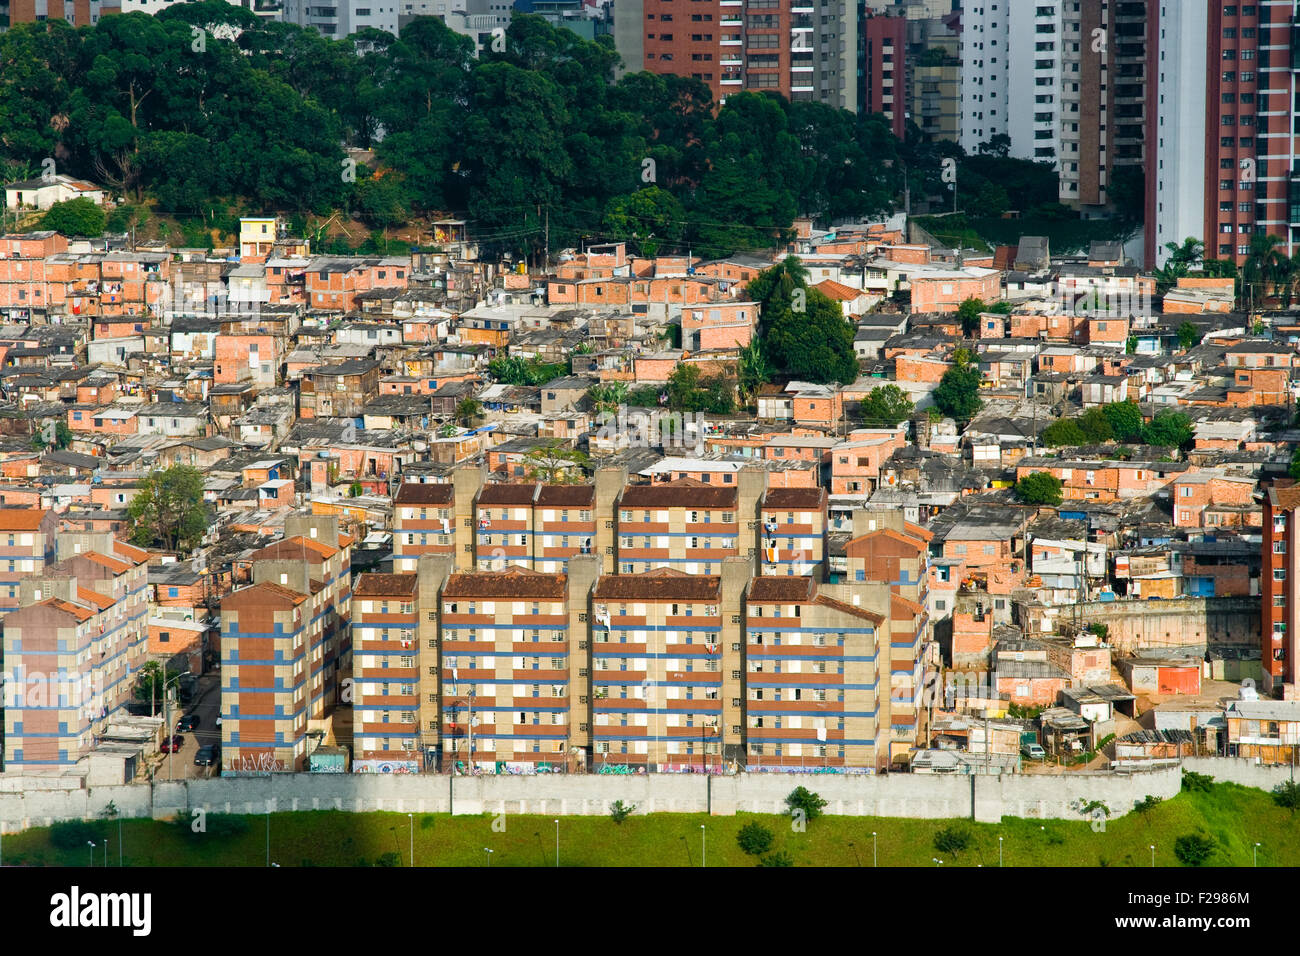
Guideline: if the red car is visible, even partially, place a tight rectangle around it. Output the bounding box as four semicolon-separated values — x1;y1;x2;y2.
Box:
160;734;184;753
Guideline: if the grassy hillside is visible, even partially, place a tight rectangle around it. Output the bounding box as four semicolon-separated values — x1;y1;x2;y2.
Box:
3;782;1293;867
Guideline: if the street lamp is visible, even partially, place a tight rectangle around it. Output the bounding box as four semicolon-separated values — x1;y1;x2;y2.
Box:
872;831;877;868
932;857;943;866
700;825;706;868
1254;842;1261;867
484;847;493;867
554;819;559;868
999;835;1003;868
408;813;414;868
87;841;96;867
1149;844;1155;868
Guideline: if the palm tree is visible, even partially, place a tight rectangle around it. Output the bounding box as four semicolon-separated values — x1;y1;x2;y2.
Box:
1153;237;1205;294
1241;234;1284;311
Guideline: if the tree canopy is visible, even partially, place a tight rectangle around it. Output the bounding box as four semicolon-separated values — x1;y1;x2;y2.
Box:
126;464;209;551
1015;472;1063;506
932;350;983;422
748;256;858;385
859;385;914;428
0;15;902;258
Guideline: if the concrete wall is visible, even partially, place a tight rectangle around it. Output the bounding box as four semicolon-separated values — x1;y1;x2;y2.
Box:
1024;597;1259;654
6;757;1291;833
0;764;1212;831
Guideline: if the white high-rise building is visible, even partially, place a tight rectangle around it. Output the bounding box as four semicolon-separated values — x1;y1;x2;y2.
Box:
958;0;1010;154
1149;2;1207;269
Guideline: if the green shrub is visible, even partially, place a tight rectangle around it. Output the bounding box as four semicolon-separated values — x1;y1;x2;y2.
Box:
1134;795;1164;814
609;800;636;824
1272;780;1300;811
933;826;971;855
759;851;794;867
737;821;775;856
785;787;828;824
374;851;401;867
1174;833;1216;867
51;819;105;851
1181;770;1214;793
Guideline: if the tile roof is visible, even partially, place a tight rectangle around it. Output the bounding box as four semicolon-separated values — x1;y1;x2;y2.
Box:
394;482;455;506
593;568;721;601
443;567;567;599
619;481;738;509
354;573;419;597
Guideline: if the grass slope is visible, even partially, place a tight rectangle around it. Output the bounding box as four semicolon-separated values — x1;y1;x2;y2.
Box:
4;782;1295;867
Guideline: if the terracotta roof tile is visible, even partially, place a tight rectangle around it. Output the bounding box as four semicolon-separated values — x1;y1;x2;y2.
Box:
354;573;418;597
443;567;567;599
593;568;721;602
394;482;455;505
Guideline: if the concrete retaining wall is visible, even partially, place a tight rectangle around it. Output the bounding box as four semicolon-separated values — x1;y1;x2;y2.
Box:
0;763;1207;832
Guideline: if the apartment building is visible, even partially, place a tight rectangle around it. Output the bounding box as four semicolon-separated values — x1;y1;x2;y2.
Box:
439;564;596;771
0;536;150;772
221;516;353;771
351;573;423;772
1147;1;1297;269
392;481;458;572
958;0;1010;153
0;508;59;613
863;10;908;138
475;483;600;572
615;474;765;574
744;575;895;769
622;0;858;109
590;564;746;770
1262;482;1299;697
759;486;827;576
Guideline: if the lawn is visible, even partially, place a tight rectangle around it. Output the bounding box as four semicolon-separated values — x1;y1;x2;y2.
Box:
4;782;1296;867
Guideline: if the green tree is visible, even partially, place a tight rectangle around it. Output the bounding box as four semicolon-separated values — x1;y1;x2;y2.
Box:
933;826;972;855
665;363;735;414
41;197;106;237
1125;335;1137;355
1173;832;1216;867
757;283;858;386
30;418;74;451
1040;419;1086;447
126;464;209;551
587;381;629;416
859;385;914;427
957;296;987;337
758;851;794;867
1014;471;1064;506
1152;237;1204;294
1273;780;1300;811
1077;406;1113;444
454;397;482;427
1177;321;1202;350
1141;410;1193;449
932;351;983;422
600;186;686;258
1289;446;1300;481
1102;401;1144;443
736;821;774;856
522;439;589;483
735;339;773;408
785;786;828;823
133;660;181;711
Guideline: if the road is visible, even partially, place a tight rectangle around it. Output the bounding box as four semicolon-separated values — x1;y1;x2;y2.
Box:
157;668;222;781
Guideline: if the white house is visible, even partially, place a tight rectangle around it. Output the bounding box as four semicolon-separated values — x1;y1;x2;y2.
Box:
5;175;106;211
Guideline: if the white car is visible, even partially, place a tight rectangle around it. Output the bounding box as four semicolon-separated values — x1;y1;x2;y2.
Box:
1022;743;1046;760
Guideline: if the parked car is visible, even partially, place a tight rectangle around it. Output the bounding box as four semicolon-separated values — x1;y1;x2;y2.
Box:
176;713;199;733
1021;743;1046;760
160;734;184;753
194;744;220;766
